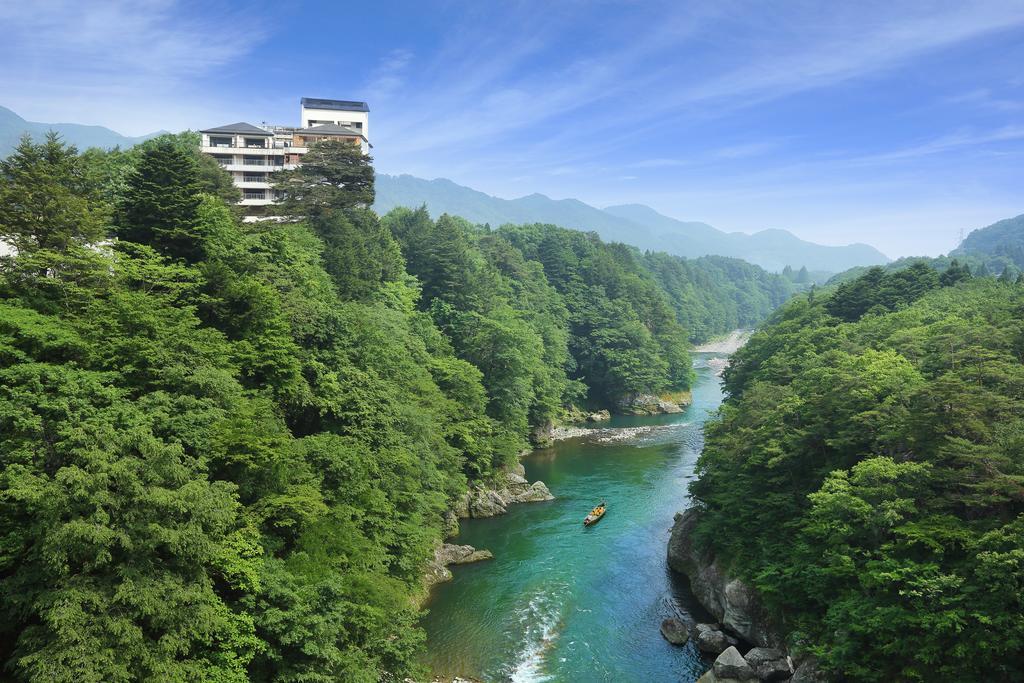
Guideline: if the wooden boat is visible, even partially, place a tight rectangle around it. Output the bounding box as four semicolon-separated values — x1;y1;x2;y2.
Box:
584;502;606;527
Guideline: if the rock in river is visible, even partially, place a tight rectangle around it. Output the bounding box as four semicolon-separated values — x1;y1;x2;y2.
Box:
423;543;493;589
713;646;757;681
693;623;736;655
659;618;689;645
458;469;555;519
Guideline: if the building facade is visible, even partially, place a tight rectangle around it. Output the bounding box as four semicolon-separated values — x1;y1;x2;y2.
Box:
199;98;369;208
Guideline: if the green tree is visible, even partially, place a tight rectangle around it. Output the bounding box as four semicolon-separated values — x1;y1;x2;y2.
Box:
0;133;108;254
118;139;204;262
272;139;375;218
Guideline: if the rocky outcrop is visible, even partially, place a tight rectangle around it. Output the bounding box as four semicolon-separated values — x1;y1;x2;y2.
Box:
693;623;738;654
457;469;554;519
659;618;689;645
744;648;793;681
669;507;824;681
615;392;687;415
442;510;460;539
714;647;757;681
423;543;493;589
530;419;555;447
790;658;825;683
667;509;783;650
587;409;611;422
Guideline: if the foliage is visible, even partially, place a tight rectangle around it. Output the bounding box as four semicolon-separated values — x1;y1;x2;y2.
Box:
272;140;375;219
0;135;791;681
691;266;1024;681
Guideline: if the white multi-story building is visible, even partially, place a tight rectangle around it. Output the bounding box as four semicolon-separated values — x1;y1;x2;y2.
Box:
200;98;369;208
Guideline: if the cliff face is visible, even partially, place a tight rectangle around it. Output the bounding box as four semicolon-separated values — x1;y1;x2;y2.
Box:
667;508;784;650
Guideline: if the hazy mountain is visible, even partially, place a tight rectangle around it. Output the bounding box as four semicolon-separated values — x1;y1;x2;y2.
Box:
0;105;161;157
375;174;889;273
952;213;1024;269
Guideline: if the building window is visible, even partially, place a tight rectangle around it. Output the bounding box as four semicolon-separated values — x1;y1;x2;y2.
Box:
210;136;232;147
244;190;266;200
244;137;267;148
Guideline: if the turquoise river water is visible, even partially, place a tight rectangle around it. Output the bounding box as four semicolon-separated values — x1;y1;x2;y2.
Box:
421;352;729;682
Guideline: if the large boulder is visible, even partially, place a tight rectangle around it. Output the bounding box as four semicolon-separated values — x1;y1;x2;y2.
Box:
693;623;734;654
453;467;555;519
714;646;757;681
668;509;784;649
659;618;689;645
468;489;508;517
438;543;494;566
587;409;611;422
509;480;554;504
744;647;793;681
506;470;530;487
615;393;685;415
790;658;826;683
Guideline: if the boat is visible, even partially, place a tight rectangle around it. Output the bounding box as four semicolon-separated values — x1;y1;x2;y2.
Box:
584;502;606;527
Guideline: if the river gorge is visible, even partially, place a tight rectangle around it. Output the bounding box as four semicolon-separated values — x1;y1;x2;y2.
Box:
421;350;733;682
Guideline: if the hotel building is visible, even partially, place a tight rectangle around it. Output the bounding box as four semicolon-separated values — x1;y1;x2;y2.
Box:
199;98;369;208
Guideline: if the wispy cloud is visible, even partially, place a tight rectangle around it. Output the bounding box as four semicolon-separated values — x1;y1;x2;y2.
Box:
365;48;415;102
629;158;690;169
846;126;1024;164
0;0;265;133
945;87;1024;112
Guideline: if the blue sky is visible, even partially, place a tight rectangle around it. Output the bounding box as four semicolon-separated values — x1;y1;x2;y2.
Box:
2;0;1023;257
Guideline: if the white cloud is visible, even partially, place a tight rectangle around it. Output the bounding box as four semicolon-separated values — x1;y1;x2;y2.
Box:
847;126;1024;164
0;0;265;134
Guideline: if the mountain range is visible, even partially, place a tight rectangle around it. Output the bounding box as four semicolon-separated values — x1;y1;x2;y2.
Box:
374;174;890;273
0;105;161;158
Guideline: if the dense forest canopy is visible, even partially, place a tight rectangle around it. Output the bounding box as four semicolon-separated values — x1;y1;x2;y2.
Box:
690;262;1024;681
0;132;792;681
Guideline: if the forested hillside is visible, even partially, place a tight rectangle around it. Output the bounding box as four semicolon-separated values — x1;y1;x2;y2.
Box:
0;133;793;681
690;264;1024;681
952;213;1024;273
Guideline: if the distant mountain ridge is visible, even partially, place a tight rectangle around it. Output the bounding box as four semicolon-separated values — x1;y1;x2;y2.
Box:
0;105;161;157
952;213;1024;270
374;174;890;273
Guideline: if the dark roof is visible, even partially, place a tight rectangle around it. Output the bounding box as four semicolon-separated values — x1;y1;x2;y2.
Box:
200;122;271;135
297;124;367;141
301;97;370;113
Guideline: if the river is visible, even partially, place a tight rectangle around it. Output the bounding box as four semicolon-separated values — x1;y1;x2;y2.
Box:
420;351;731;682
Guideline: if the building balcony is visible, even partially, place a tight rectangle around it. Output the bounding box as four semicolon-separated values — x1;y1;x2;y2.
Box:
239;197;275;206
201;145;284;155
223;162;286;172
237;180;272;189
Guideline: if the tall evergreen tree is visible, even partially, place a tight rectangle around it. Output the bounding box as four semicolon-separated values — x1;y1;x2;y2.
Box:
118;140;204;262
272;139;375;219
0;133;108;254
